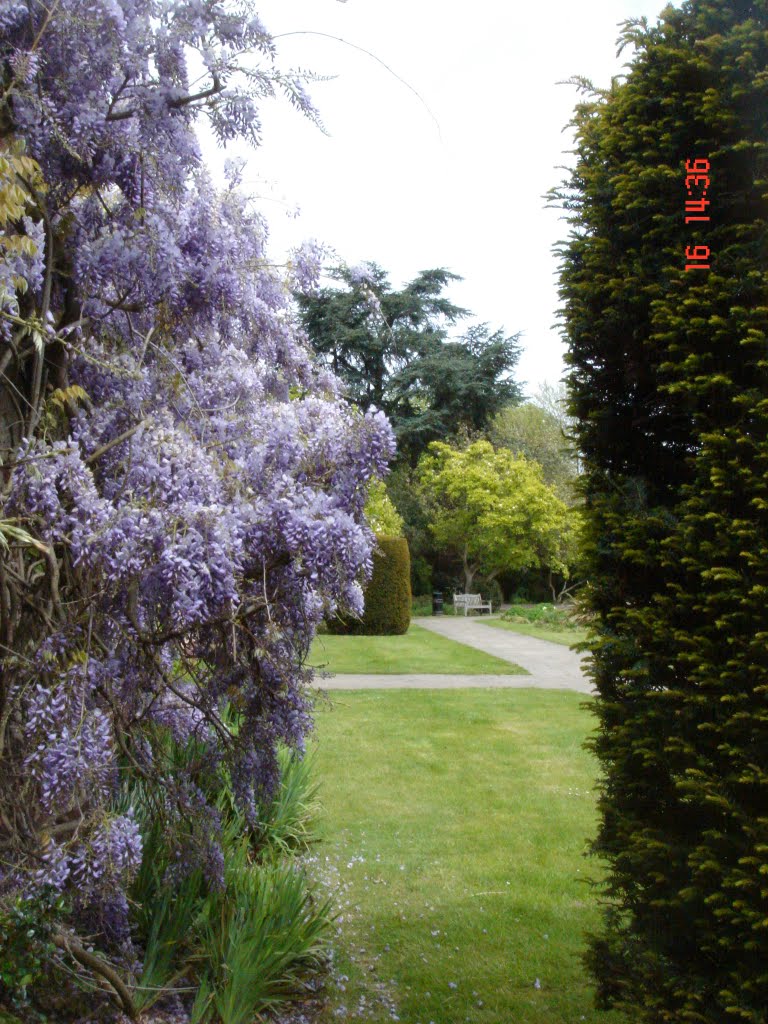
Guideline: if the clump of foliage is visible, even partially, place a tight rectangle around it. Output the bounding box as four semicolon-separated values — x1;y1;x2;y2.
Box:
364;478;404;537
470;576;503;611
296;262;522;465
0;743;332;1024
0;1;393;1017
409;555;433;597
328;536;411;636
386;461;437;593
489;385;579;500
501;603;579;631
0;889;62;1013
409;593;436;616
128;743;331;1024
552;2;768;1020
417;439;578;595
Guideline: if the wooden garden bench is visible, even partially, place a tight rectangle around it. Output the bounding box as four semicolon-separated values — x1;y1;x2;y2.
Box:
453;593;493;616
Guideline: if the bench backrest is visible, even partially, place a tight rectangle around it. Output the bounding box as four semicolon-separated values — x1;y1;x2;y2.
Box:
454;593;482;606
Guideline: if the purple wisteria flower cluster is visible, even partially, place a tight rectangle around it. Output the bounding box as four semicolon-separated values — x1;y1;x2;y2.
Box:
0;0;394;957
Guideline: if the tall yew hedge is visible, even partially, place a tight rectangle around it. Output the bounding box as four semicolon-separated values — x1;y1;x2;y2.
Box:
552;2;768;1020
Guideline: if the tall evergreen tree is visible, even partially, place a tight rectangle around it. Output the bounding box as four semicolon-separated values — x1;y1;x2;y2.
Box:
295;263;466;411
552;2;768;1020
296;263;522;462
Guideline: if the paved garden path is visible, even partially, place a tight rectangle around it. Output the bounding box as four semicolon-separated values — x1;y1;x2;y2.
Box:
316;616;593;694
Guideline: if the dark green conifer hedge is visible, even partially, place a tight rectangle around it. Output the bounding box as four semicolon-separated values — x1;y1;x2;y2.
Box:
552;2;768;1020
327;536;411;635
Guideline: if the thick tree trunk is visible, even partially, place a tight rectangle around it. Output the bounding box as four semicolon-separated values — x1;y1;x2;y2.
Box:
462;546;476;592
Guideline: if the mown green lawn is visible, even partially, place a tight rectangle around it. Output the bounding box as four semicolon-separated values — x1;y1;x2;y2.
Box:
311;689;625;1024
309;624;526;675
479;618;588;648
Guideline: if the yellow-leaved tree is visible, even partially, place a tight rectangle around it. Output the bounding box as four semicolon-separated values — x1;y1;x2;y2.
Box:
417;439;579;596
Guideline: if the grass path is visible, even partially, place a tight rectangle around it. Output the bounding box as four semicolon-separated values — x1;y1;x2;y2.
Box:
309;624;526;675
312;689;625;1024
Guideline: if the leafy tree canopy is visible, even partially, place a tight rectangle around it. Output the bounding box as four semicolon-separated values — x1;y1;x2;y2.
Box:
417;440;576;593
296;263;522;463
489;399;577;498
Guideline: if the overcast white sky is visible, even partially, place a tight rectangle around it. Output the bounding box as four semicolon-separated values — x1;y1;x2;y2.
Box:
201;0;679;395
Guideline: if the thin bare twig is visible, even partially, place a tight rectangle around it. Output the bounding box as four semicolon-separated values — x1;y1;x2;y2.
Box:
273;31;442;139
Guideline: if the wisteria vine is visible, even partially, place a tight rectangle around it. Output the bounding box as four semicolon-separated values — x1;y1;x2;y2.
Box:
0;0;394;986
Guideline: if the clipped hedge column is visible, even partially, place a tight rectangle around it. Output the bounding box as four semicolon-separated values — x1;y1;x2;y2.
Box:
328;536;411;635
551;2;768;1021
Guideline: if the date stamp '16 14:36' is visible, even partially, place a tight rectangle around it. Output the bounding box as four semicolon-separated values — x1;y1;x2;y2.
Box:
685;157;711;272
